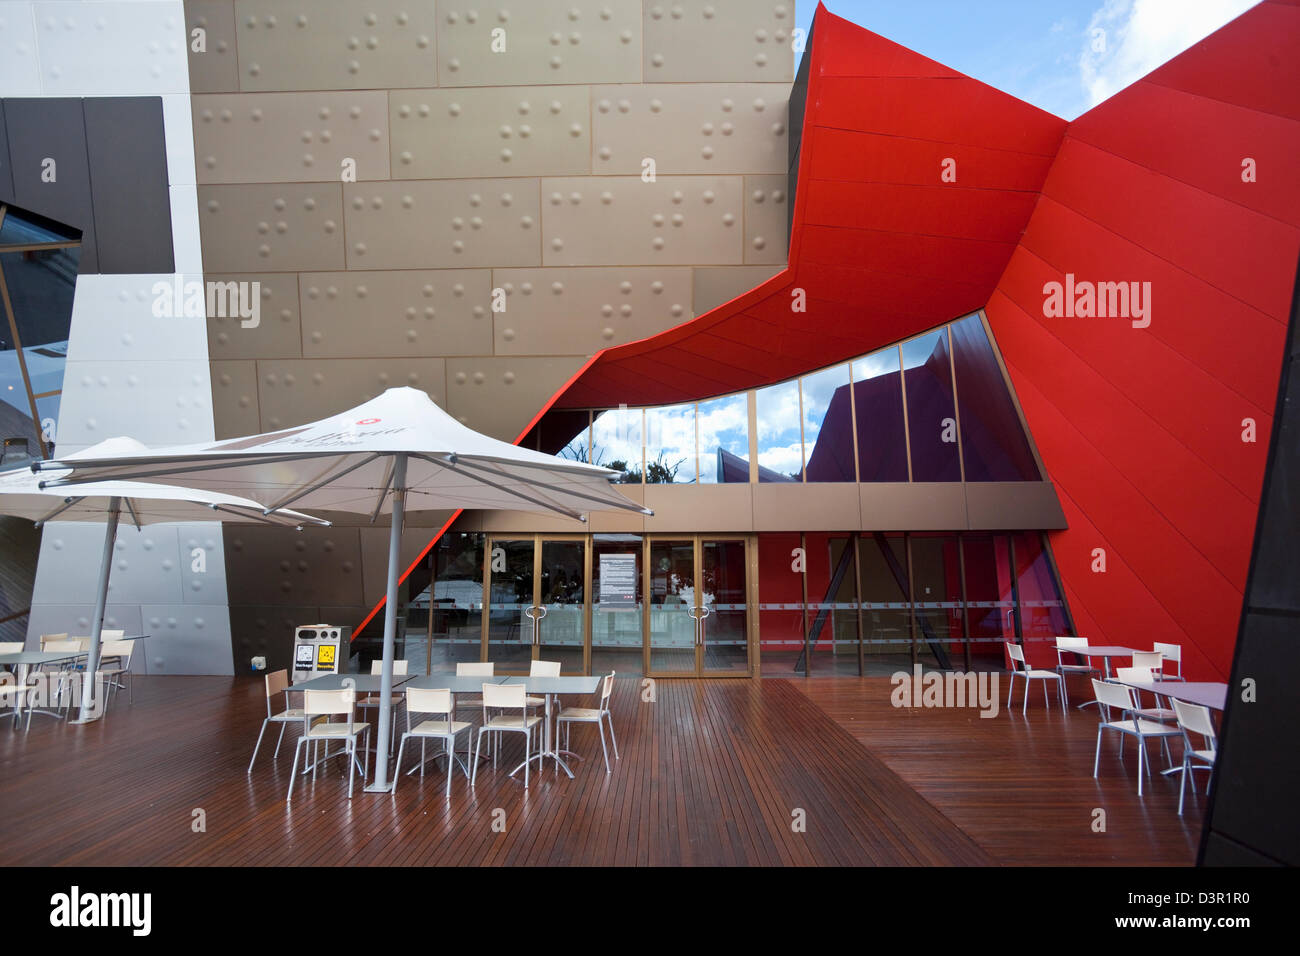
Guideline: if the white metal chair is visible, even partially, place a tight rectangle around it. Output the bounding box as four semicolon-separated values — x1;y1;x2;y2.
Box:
287;688;370;801
1171;698;1217;815
40;639;83;715
1091;678;1180;796
1114;665;1177;723
0;641;24;654
1153;642;1185;680
247;669;305;772
1054;636;1099;707
1005;642;1064;715
358;658;408;754
471;682;541;789
527;658;560;721
1131;650;1162;671
394;687;471;796
96;639;136;709
37;633;68;650
555;671;619;773
0;671;33;731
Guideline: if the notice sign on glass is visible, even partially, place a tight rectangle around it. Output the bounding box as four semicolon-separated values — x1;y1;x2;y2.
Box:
599;554;638;609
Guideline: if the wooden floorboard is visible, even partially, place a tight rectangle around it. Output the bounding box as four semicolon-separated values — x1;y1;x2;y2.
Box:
0;673;1197;865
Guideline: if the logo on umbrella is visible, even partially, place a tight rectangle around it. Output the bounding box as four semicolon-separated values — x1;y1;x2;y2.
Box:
356;418;381;425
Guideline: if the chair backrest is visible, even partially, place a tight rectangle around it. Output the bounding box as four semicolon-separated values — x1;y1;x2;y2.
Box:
102;640;134;664
1006;642;1027;671
406;687;452;716
44;640;81;654
370;659;409;676
482;682;525;710
531;659;561;677
72;638;93;652
600;671;615;705
0;642;24;654
1114;666;1155;686
101;629;125;640
1057;636;1088;650
457;661;494;677
265;668;289;699
1091;678;1136;715
1153;642;1182;676
1131;651;1162;670
39;633;68;650
1172;697;1216;743
304;688;355;719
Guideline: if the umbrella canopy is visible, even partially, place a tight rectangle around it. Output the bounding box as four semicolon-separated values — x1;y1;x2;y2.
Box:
2;437;327;721
33;388;648;787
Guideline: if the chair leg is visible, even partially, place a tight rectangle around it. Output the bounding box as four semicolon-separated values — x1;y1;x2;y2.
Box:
597;720;610;773
1136;738;1145;796
393;735;408;794
524;729;530;789
248;718;270;774
445;736;453;797
471;730;483;786
274;722;288;760
1006;671;1013;709
421;737;427;776
1022;676;1028;715
1178;756;1189;815
287;739;305;801
606;712;619;760
348;738;356;798
1093;726;1103;778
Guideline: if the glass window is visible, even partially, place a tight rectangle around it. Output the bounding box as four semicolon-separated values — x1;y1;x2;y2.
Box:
950;314;1040;481
556;412;592;463
423;532;485;672
858;533;911;670
1012;532;1071;645
592;534;644;676
697;392;750;483
961;534;1016;666
590;406;643;483
852;348;909;482
800;364;854;482
644;403;697;483
902;329;961;481
909;534;964;669
754;379;802;482
757;532;804;676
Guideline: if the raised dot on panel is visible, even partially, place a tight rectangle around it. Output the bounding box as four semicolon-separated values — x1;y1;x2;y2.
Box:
650;99;662;113
453;283;465;296
752;190;765;203
501;149;512;161
520;216;534;228
550;192;563;205
552;238;564;251
704;5;716;17
701;146;714;159
602;327;615;339
323;220;336;233
449;103;461;116
503;328;515;341
703;190;716;203
304;198;317;210
754;99;766;111
519;125;531;138
598;147;611;160
620;30;632;43
601;191;614;204
753;237;766;250
402;195;414;208
620;304;632;316
721;99;734;112
722;213;735;226
671;304;685;316
473;372;485;384
653;237;665;249
722;122;734;135
501;193;513;206
651;54;664;67
503;372;516;384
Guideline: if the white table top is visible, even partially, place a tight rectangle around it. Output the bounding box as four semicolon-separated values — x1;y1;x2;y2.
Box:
499;675;603;694
0;650;84;665
288;673;414;692
1118;678;1228;711
1055;645;1141;657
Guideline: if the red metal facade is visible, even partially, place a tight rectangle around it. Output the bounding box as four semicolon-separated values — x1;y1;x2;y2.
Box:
363;3;1300;681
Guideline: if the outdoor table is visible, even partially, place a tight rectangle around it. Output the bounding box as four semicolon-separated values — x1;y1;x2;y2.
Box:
0;649;88;721
499;674;602;779
1053;644;1140;679
1113;678;1228;712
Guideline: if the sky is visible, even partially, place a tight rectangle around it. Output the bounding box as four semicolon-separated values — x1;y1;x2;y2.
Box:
796;0;1260;120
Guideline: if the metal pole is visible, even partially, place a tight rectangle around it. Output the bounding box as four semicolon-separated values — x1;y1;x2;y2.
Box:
75;496;120;722
367;454;406;792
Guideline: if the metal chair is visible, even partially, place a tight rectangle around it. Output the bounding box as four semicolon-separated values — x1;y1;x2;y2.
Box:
394;687;471;796
1005;642;1064;715
1152;642;1185;680
555;671;619;773
39;639;83;715
247;669;304;772
95;639;136;709
1054;636;1099;706
1114;665;1176;723
287;688;370;801
527;658;560;723
471;682;540;789
358;658;408;754
0;671;33;732
1091;678;1180;796
1170;698;1217;815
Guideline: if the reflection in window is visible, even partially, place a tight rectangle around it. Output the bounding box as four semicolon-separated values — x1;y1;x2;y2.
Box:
644;403;697;483
902;330;960;482
1012;532;1071;640
557;413;592;463
698;392;749;483
590;407;643;483
852;348;909;482
755;379;801;482
800;364;854;482
950;314;1040;481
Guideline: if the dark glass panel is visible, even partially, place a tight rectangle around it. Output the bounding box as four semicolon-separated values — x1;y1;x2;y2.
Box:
902;329;961;481
858;532;911;672
909;534;963;668
801;364;855;481
806;532;860;675
1013;532;1071;657
852;348;909;482
961;534;1016;666
758;532;804;675
951;314;1040;481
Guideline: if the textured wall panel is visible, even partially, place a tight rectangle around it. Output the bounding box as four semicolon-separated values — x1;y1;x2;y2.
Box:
390;85;590;180
445;355;584;440
177;525;228;605
256;357;448;430
233;0;439;91
205;272;303;361
162;94;198;186
541;175;744;266
4;97;98;271
33;0;189;95
193;91;391;183
228;602;320;673
84;97;175;274
592;83;788;175
343;179;541;269
65;273;208;365
693;265;783;314
643;0;795;83
300;269;491;358
184;0;240;93
210;359;262;437
0;4;41;97
57;359;213;451
358;526;438;608
224;525;364;606
436;0;641;87
32;523;183;607
26;603;143;649
138;602;233;674
491;266;693;355
743;174;789;264
198;183;345;272
170;184;205;273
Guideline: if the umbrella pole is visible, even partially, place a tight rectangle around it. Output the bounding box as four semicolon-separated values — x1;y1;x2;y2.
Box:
367;454;406;793
73;495;119;723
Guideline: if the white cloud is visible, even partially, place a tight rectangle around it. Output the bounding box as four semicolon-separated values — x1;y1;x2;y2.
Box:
1079;0;1258;108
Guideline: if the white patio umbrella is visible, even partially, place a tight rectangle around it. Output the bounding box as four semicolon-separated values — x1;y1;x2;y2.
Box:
33;387;650;787
2;437;328;722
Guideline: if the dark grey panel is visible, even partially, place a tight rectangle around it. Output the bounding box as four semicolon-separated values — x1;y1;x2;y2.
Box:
2;98;98;272
83;97;174;274
0;101;14;201
965;482;1067;530
228;603;321;675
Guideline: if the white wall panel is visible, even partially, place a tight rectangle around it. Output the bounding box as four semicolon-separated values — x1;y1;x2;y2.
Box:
57;358;213;452
0;3;42;96
33;1;189;96
64;273;209;364
139;603;234;674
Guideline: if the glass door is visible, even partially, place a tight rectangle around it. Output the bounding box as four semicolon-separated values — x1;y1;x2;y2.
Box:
483;537;535;672
646;535;753;677
592;534;644;676
699;538;750;675
646;538;698;676
537;537;587;674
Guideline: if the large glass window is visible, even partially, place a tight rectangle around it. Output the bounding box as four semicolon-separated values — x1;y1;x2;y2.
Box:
800;364;854;482
961;534;1016;666
1012;531;1071;645
852;348;909;482
757;532;804;675
591;534;644;675
950;314;1040;481
697;391;750;483
909;534;964;669
902;330;961;481
590;406;643;483
644;402;698;483
422;532;484;672
858;533;911;671
754;379;802;482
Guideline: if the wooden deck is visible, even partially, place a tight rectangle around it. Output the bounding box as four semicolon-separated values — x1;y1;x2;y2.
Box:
0;674;1199;866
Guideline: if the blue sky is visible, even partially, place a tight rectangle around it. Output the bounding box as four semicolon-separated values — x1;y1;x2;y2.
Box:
796;0;1260;120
